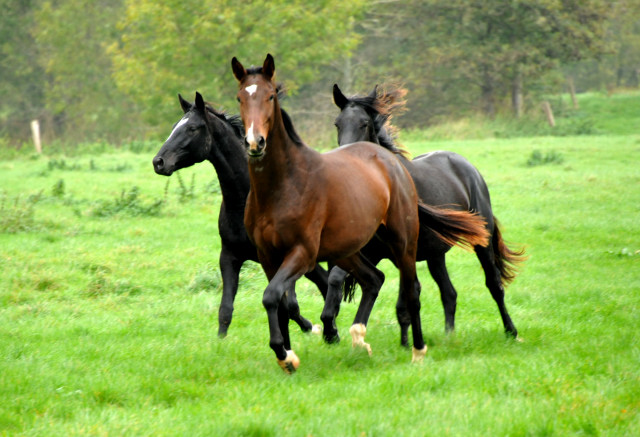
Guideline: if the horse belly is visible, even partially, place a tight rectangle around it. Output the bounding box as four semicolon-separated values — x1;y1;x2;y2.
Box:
316;193;386;261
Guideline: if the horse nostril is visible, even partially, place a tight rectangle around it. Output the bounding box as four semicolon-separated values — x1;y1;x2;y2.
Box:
153;156;164;170
258;136;266;150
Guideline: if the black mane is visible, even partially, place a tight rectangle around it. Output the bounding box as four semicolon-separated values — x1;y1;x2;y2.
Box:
205;104;244;139
280;108;305;147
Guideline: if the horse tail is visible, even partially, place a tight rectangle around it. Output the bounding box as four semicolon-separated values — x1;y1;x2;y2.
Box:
417;203;490;251
492;217;527;285
342;274;358;303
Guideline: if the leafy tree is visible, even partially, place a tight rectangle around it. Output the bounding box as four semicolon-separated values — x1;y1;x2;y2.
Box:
109;0;367;137
350;0;611;123
0;0;46;145
32;0;137;143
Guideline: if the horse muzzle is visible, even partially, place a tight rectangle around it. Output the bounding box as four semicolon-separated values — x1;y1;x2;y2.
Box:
245;135;266;158
152;155;174;176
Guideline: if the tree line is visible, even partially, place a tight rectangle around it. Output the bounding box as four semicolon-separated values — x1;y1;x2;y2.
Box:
1;0;638;147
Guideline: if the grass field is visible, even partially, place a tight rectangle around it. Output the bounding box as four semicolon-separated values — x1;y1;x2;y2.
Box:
1;98;640;434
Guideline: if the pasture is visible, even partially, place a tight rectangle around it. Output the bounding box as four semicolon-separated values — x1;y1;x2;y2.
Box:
1;130;639;434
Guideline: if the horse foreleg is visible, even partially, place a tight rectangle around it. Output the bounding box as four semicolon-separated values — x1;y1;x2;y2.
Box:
320;266;348;343
260;248;310;373
217;246;243;338
286;284;317;333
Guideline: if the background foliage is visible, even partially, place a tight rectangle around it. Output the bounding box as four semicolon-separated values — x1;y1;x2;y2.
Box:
0;0;639;146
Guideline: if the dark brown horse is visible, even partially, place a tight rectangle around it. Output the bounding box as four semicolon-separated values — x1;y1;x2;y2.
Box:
232;54;489;372
332;83;526;339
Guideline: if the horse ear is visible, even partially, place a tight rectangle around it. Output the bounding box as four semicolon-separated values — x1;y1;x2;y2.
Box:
178;93;192;113
369;85;378;99
195;91;206;112
263;54;275;80
231;57;246;82
333;84;348;110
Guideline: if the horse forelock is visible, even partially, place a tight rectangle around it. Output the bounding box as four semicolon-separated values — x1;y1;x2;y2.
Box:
344;95;409;158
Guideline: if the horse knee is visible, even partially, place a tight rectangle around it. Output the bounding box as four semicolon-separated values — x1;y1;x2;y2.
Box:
262;291;280;312
328;271;346;290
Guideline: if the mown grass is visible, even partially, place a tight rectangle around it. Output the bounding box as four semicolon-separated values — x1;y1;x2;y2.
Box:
1;131;639;435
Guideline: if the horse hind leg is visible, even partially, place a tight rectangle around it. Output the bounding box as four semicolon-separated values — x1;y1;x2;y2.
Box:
320;266;349;344
336;253;385;355
426;255;458;334
475;244;518;338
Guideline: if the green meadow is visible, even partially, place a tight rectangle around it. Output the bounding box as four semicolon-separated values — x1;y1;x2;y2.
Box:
1;92;639;435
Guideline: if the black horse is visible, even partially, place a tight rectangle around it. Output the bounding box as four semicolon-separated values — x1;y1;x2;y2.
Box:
329;83;526;341
153;92;328;337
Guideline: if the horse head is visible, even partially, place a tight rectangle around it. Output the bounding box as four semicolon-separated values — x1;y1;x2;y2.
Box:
153;92;212;176
332;84;379;146
232;54;278;159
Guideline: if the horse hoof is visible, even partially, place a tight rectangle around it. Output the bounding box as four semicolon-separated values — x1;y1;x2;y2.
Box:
349;323;372;356
311;324;323;335
277;350;300;374
411;346;427;363
515;336;524;343
323;333;340;344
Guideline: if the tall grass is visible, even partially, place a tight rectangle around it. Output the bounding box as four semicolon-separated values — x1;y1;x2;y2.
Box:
0;133;639;435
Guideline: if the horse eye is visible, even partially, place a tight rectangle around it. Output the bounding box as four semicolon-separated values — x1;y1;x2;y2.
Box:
236;97;241;102
269;94;275;101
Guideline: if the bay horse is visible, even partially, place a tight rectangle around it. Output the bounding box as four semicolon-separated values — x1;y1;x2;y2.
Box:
232;54;489;372
332;83;526;339
152;92;328;338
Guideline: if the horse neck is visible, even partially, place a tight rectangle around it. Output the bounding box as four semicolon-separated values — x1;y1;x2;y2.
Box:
247;104;311;202
206;115;250;210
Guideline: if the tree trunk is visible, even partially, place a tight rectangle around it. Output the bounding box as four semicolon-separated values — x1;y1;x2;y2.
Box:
511;72;523;118
481;68;496;118
567;76;579;109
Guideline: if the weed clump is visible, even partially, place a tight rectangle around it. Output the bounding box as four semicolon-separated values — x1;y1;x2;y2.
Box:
526;150;565;167
90;186;163;217
0;191;43;233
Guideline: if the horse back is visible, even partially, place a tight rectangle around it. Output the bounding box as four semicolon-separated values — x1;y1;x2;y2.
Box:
317;142;419;260
409;151;493;221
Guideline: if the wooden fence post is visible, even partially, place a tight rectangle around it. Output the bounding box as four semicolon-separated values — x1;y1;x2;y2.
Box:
567;77;579;109
541;101;555;127
31;120;42;154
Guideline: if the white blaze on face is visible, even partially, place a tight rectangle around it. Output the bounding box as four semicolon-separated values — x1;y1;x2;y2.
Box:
245;121;256;146
166;117;189;142
245;84;257;96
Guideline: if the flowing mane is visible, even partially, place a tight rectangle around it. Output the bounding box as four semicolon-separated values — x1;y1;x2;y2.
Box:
349;85;409;157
